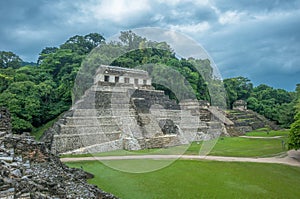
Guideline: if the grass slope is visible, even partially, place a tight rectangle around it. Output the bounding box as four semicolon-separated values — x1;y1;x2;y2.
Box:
66;160;300;199
207;137;287;157
61;136;287;158
245;129;290;137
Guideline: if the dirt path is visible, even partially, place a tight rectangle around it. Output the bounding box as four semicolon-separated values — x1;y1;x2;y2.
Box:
239;135;284;139
60;150;300;167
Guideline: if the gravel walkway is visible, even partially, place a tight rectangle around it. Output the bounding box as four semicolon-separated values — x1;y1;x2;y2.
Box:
239;135;284;139
61;150;300;167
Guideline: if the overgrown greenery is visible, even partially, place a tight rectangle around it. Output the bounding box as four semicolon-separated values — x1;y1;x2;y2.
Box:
0;33;104;133
66;160;300;199
0;31;215;133
0;31;298;136
288;84;300;150
224;77;297;127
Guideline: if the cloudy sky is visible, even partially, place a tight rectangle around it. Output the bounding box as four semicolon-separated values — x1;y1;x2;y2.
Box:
0;0;299;90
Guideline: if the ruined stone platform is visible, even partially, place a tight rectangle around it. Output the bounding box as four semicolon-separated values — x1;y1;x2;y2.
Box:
42;65;227;154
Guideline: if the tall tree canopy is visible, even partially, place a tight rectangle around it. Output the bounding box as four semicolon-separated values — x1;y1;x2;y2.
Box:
0;51;23;69
224;77;296;127
289;84;300;150
0;33;105;133
0;31;297;133
223;76;253;108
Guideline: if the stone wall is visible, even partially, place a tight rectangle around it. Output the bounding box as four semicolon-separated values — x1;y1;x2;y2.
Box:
138;135;181;149
130;89;180;112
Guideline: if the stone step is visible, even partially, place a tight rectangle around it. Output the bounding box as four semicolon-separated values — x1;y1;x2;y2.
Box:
76;103;97;109
63;140;123;154
52;133;121;153
229;117;256;121
60;125;122;134
227;112;255;117
234;120;257;126
72;109;98;116
233;114;256;119
77;103;132;110
206;122;223;129
179;127;199;131
110;104;131;109
65;116;137;125
72;109;136;117
179;122;200;127
54;132;121;139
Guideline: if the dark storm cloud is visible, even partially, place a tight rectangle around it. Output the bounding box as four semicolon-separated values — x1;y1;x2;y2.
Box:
0;0;81;61
213;0;300;12
0;0;299;90
151;1;217;24
200;7;300;90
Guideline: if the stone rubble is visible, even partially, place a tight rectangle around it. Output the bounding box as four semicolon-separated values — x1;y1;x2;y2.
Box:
0;133;118;199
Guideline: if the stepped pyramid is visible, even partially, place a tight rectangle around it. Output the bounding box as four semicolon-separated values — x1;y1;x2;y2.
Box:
223;100;279;135
42;65;226;154
226;109;279;135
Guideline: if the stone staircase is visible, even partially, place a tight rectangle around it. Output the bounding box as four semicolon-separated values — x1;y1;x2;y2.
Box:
226;109;279;135
51;86;132;154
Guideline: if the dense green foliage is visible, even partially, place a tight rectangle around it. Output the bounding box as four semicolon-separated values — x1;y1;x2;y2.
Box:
224;76;253;108
66;160;300;199
224;77;297;127
0;31;298;133
288;84;300;150
113;50;211;101
0;33;104;133
0;51;23;69
88;31;213;102
0;31;214;133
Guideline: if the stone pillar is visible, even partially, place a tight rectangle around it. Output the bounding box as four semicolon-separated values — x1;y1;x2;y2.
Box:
129;78;134;85
109;75;115;83
119;76;124;83
146;79;151;85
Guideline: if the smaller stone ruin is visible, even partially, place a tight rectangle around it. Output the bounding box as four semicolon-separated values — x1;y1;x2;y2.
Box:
227;100;279;134
232;100;247;111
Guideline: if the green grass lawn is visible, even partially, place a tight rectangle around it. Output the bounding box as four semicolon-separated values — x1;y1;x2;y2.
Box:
66;160;300;199
61;136;287;158
206;136;287;157
245;129;290;137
